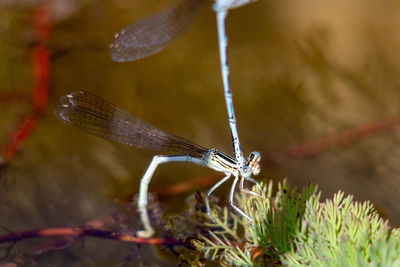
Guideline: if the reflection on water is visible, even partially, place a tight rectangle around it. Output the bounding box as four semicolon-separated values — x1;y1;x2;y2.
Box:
1;0;400;264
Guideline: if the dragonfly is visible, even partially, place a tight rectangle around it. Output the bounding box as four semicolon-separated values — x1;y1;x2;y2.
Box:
55;91;262;238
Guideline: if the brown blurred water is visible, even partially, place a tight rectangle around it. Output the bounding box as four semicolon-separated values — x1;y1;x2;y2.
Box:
1;0;400;264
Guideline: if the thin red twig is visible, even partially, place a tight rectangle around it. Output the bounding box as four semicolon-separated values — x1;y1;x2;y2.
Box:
0;227;184;246
267;114;400;164
1;5;51;164
155;175;219;200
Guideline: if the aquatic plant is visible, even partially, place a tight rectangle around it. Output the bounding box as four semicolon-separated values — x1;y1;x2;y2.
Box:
191;179;400;266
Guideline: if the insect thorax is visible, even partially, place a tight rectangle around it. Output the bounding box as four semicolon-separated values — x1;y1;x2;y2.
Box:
202;149;239;174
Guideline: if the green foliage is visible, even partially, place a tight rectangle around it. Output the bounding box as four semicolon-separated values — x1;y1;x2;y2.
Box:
191;179;400;266
281;191;400;267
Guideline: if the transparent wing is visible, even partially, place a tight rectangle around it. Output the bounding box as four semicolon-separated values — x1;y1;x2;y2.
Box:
55;91;208;157
109;0;207;62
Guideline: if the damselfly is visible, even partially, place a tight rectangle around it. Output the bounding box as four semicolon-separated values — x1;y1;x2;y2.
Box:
55;91;261;238
109;0;258;165
107;0;261;237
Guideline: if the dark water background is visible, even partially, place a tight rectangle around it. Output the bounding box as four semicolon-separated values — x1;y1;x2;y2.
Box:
1;0;400;265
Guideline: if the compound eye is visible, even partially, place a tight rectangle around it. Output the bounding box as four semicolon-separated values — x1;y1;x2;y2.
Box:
241;166;251;177
250;151;261;162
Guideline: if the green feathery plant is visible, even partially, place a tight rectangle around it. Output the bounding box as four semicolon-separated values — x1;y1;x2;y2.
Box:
191;179;400;266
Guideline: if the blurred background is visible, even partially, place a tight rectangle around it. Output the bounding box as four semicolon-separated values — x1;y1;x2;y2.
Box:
1;0;400;264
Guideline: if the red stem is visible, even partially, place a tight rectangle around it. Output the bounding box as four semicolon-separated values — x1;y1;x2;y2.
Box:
0;227;183;246
268;115;400;164
1;5;51;163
